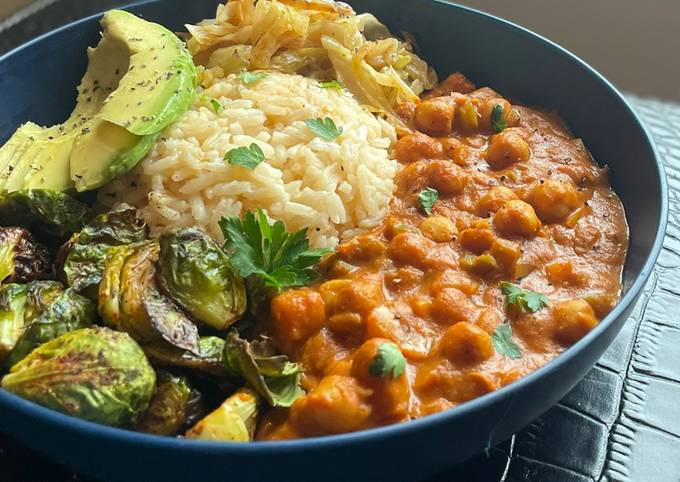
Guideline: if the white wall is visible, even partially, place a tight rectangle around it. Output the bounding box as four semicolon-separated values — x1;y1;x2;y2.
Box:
455;0;680;101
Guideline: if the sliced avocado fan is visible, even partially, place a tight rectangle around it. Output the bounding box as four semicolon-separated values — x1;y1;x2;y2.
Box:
0;9;197;193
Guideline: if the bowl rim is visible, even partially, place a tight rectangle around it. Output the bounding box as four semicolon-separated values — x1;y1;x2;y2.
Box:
0;0;669;454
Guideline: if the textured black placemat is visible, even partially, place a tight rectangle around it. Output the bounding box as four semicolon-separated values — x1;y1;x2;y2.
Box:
1;3;678;481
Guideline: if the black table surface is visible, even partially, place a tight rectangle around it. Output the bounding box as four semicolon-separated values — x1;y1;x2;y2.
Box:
2;1;680;481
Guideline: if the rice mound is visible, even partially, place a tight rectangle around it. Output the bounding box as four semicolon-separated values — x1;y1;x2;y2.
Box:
101;71;397;248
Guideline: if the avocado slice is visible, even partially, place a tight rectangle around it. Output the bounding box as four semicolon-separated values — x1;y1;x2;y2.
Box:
0;9;197;194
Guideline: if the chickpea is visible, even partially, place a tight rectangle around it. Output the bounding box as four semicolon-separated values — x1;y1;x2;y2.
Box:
545;261;586;286
430;287;476;324
271;289;326;342
352;338;411;421
441;138;473;166
553;299;598;346
459;227;494;254
440;321;494;365
526;179;581;223
431;270;479;296
487;238;521;273
414;99;454;136
420;215;456;242
337;234;386;263
388;232;436;269
476;186;518;217
485;130;530;169
427;160;468;195
291;375;372;436
493;200;542;238
477;98;519;132
332;279;384;318
396;132;443;163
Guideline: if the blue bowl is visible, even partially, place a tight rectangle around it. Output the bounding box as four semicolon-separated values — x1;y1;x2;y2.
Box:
0;1;667;481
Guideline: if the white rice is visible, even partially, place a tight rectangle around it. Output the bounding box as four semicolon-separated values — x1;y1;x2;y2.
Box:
100;71;398;248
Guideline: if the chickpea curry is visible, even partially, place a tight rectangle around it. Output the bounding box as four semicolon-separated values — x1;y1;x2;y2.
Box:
258;72;628;440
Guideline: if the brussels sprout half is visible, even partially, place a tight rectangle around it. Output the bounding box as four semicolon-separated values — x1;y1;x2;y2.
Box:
0;284;28;362
185;387;260;442
158;228;246;331
2;327;156;427
143;336;229;378
0;227;52;284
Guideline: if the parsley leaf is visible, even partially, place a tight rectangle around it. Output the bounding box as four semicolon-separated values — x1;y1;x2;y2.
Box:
491;104;507;133
210;99;223;113
368;342;406;379
319;80;342;89
492;323;522;359
237;71;268;85
305;117;343;141
500;282;548;314
418;187;439;215
225;143;265;170
219;209;331;292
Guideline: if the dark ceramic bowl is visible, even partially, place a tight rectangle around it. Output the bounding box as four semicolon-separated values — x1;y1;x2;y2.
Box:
0;1;667;481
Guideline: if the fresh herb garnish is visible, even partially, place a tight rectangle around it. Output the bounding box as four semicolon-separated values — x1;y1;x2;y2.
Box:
210;99;224;113
219;209;331;291
305;117;343;141
418;187;439;215
500;282;548;314
319;80;342;89
237;71;268;85
225;143;265;170
368;342;406;379
491;104;507;133
492;323;522;359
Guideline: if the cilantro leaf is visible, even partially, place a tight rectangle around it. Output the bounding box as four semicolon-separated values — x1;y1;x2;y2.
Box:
500;282;548;314
492;323;522;359
305;117;343;141
319;80;342;89
219;209;332;293
368;342;406;379
225;143;265;170
491;104;507;133
210;99;224;113
237;71;268;85
418;187;439;215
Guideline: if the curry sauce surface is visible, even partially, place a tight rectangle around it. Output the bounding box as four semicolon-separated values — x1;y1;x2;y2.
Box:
257;73;628;439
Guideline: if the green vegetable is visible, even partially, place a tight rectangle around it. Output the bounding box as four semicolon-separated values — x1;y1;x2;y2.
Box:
500;282;549;314
7;287;95;367
319;80;342;89
209;99;224;113
0;190;89;239
0;227;52;283
491;104;507;133
158;228;246;330
219;209;331;293
143;336;229;378
492;323;522;359
418;187;438;215
368;342;406;379
23;281;63;323
135;371;206;436
223;331;303;407
305;117;343;141
224;143;265;170
59;206;148;298
98;242;199;352
185;387;259;442
0;284;28;362
237;71;267;84
1;327;156;427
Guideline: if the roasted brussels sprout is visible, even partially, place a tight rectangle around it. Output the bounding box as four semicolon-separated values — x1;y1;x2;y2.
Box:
143;336;229;378
0;227;52;283
0;284;27;362
185;387;259;442
23;281;63;322
1;327;156;427
0;190;89;240
59;205;148;297
7;287;95;367
158;228;246;330
135;371;206;436
98;242;199;352
224;331;304;407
